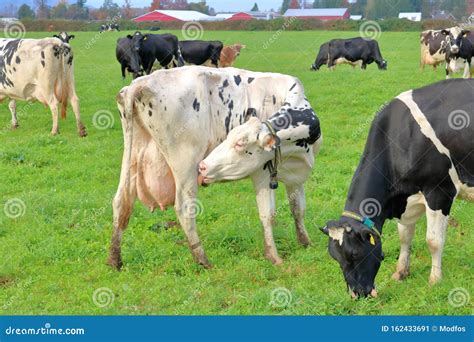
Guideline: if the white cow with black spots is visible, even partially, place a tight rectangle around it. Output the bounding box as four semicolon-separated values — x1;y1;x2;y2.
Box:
109;66;321;269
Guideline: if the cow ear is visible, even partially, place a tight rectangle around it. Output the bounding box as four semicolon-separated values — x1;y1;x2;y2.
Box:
462;30;470;37
53;35;59;38
143;35;148;41
319;225;329;235
441;29;450;36
261;133;280;152
127;35;133;39
70;35;75;40
360;228;377;245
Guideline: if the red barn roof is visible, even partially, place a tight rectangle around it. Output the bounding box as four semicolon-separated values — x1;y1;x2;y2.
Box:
226;12;255;21
133;10;212;22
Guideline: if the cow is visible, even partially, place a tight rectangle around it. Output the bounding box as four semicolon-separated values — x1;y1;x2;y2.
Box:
0;38;87;136
100;24;120;32
441;27;473;79
320;79;473;298
116;36;142;79
53;32;75;44
130;31;184;74
179;40;223;68
420;29;448;70
324;37;387;70
219;44;245;68
108;66;321;269
311;41;362;71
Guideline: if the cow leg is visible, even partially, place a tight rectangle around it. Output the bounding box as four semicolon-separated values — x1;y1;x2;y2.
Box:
251;171;281;265
8;100;18;129
285;183;310;247
425;206;448;285
392;223;416;281
445;65;451;79
462;62;471;79
49;98;60;135
69;91;87;137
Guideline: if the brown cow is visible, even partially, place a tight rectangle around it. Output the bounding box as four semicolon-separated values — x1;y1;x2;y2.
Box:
219;44;246;67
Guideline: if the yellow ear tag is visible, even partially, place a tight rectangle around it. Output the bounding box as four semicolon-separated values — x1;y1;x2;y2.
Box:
369;235;375;245
144;36;147;40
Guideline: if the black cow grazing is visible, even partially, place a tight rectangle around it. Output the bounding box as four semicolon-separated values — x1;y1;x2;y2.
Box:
420;29;448;70
53;32;75;43
116;36;142;79
441;27;473;79
131;31;184;74
178;40;223;67
311;42;329;70
324;37;387;70
320;79;473;298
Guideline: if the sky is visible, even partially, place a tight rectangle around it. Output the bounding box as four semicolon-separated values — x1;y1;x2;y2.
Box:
1;0;284;12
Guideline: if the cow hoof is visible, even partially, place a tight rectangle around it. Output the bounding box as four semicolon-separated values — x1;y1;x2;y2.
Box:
11;123;19;130
266;254;283;266
297;234;311;247
107;257;123;270
51;131;59;136
79;126;88;137
429;274;442;286
391;270;409;281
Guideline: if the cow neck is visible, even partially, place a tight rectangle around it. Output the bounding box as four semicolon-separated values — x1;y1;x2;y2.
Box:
343;146;390;233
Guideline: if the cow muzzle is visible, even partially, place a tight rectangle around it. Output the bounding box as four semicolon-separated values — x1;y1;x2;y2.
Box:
450;45;459;54
198;161;212;185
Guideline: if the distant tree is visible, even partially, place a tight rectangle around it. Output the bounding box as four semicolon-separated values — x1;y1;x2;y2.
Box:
51;1;68;18
313;0;346;7
289;0;300;9
67;0;89;19
35;0;49;18
18;4;36;19
122;0;133;18
251;2;259;11
280;0;290;14
150;0;161;11
189;1;210;14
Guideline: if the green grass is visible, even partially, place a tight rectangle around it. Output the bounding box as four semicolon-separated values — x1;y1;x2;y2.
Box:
0;30;472;315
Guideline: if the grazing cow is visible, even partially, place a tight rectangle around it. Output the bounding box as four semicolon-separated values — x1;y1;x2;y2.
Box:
108;66;321;269
441;27;473;79
116;36;142;79
420;29;448;70
53;32;75;44
100;24;120;32
320;79;473;298
311;41;361;71
219;44;245;67
179;40;223;67
0;38;86;136
130;32;184;74
325;37;387;70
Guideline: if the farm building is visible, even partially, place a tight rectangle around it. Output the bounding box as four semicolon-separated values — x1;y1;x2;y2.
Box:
398;12;422;21
283;8;350;20
133;10;214;22
216;11;281;21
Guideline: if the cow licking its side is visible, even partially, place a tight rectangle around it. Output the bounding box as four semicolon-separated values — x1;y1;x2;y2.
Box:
320;79;473;298
0;38;86;136
441;27;473;79
108;66;321;269
131;32;184;74
219;44;245;67
179;40;223;67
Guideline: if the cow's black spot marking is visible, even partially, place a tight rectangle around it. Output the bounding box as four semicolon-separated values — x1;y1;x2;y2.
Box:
41;51;45;59
209;90;212;95
228;100;233;111
193;98;200;112
149;102;153;108
222;79;229;88
165;106;167;111
13;67;16;72
67;56;73;65
41;60;45;68
234;75;241;85
272;95;276;105
289;83;297;91
0;39;21;88
148;110;152;117
247;77;254;84
15;56;21;64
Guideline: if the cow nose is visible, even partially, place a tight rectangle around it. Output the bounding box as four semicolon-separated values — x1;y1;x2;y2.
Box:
198;161;207;176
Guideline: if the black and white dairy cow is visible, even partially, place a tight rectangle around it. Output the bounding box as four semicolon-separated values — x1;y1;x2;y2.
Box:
178;40;223;67
108;66;321;269
441;27;473;79
420;29;448;70
100;24;120;32
312;37;387;71
0;38;87;136
53;31;75;44
321;79;473;298
311;41;362;71
130;32;184;74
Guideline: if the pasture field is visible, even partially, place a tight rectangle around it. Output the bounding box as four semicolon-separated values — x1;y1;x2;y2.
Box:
0;30;472;315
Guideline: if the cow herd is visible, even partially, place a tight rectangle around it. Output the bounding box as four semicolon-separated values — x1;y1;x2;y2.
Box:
0;27;473;299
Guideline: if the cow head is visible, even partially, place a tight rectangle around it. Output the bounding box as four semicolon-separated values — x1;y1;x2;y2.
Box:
199;117;280;184
377;59;388;70
53;32;75;43
131;31;146;52
442;27;470;54
126;34;143;78
320;215;383;298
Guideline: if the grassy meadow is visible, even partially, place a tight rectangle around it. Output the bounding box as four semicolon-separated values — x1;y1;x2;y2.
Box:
0;29;472;315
